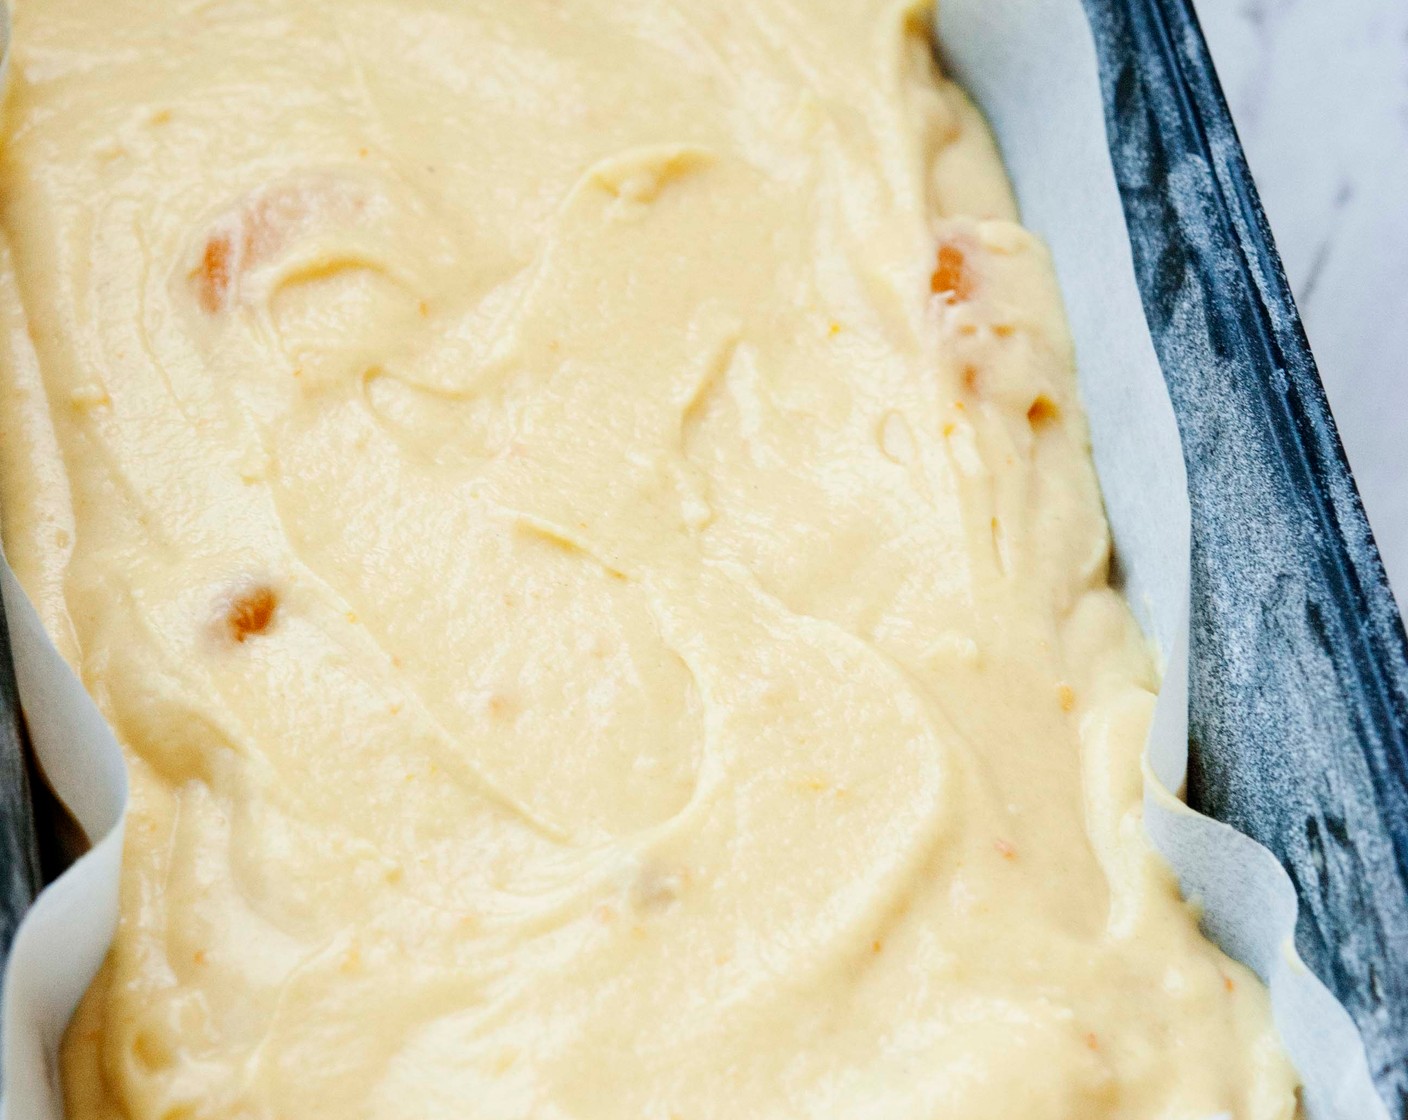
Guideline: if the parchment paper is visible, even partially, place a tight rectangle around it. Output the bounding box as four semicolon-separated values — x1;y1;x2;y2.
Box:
0;0;1389;1116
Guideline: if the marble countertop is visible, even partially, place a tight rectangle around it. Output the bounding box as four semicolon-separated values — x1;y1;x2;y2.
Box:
1194;0;1408;602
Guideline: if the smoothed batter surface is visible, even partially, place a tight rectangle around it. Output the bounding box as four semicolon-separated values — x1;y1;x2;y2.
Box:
0;0;1299;1116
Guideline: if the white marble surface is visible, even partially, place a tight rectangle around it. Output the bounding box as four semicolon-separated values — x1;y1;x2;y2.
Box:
1194;0;1408;603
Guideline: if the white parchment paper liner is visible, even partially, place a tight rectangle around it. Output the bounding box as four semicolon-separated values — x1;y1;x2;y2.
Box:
0;0;1389;1116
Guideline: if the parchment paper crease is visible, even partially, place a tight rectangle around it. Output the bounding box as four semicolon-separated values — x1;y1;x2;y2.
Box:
0;0;1388;1116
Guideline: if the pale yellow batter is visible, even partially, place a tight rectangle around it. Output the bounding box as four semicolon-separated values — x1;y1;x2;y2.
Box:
0;0;1300;1116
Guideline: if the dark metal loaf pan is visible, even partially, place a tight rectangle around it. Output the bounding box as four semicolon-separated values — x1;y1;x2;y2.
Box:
1083;0;1408;1107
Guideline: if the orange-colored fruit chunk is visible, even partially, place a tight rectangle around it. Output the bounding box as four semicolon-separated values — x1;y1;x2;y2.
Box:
1027;395;1061;428
194;233;233;313
225;585;278;642
930;241;973;303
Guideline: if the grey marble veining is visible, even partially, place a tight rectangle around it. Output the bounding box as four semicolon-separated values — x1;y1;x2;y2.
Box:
1195;0;1408;602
